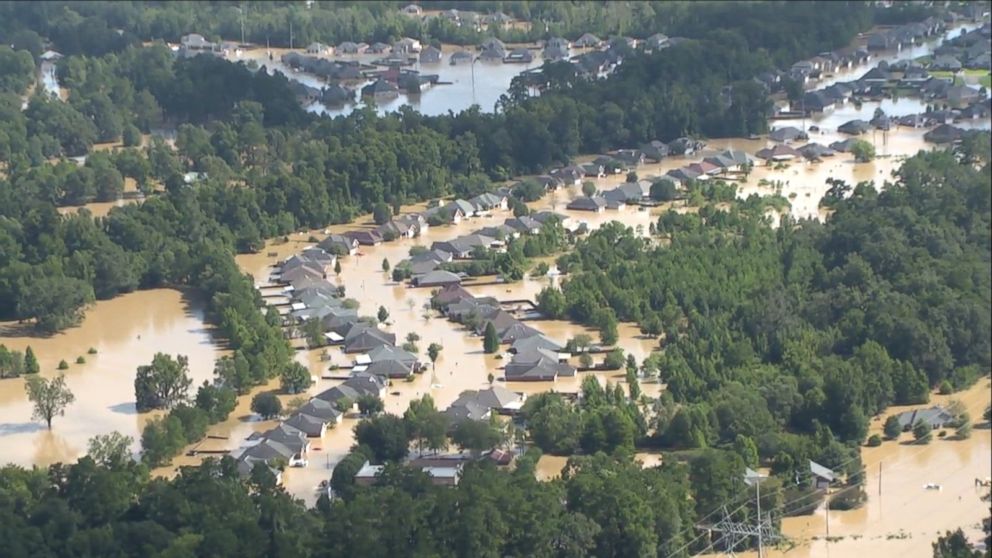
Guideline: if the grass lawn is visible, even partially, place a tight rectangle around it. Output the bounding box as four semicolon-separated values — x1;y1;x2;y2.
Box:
980;73;991;88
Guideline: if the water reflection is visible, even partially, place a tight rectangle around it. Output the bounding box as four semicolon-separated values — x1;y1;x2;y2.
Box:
232;45;543;117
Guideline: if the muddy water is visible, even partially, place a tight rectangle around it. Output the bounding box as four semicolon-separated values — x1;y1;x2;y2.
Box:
0;289;223;466
57;178;147;219
231;43;542;116
699;379;992;558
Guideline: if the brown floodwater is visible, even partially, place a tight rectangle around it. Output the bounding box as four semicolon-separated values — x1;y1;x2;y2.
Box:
0;289;224;466
4;35;988;516
698;379;992;558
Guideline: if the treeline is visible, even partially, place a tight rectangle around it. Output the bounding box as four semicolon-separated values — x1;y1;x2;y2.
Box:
0;447;718;558
0;1;890;332
0;1;878;55
539;141;991;475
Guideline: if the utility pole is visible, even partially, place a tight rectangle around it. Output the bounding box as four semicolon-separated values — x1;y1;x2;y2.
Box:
240;2;246;46
756;479;764;558
290;20;294;50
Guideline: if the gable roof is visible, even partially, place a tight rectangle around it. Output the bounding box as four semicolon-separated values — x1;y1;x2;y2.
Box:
809;460;836;482
566;196;607;211
510;334;563;354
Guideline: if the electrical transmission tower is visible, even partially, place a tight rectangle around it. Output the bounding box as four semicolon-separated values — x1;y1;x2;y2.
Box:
709;504;781;557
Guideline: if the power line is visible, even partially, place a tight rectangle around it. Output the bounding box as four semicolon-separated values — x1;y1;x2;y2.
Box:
673;430;952;558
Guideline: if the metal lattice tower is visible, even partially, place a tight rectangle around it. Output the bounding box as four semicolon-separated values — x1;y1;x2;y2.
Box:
709;505;782;557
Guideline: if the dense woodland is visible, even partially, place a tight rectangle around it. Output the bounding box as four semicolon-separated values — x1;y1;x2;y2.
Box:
0;0;881;331
542;140;991;467
0;142;987;558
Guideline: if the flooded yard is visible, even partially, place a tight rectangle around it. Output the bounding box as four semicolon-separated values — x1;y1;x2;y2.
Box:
0;289;224;466
703;379;992;558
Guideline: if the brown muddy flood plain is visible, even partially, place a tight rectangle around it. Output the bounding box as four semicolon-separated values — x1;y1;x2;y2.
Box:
0;289;224;466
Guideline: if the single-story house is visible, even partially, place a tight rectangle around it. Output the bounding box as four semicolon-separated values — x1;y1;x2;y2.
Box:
573;33;603;48
895;406;956;430
755;144;801;161
319;234;359;256
566;196;607;212
809;460;836;490
284;412;330;437
837;119;870;135
344;229;384;246
412;270;463;288
768;126;807;143
504;48;533;64
419;45;442;64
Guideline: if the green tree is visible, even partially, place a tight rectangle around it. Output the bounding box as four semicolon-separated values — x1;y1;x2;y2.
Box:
483;322;500;353
24;346;39;374
251;392;282;419
850;139;876;163
87;432;134;468
357;394;385;416
649;179;678;202
536;286;567;319
354;414;411;462
280;362;312;394
932;528;983;558
581;181;597;197
377;305;389;324
883;415;902;439
451;418;503;456
25;374;75;429
404;395;448;455
134;353;192;412
372;202;392;225
381;258;390;272
335;259;342;275
427;342;442;370
913;420;932;444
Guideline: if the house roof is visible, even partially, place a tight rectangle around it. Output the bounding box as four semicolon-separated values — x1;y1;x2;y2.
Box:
799;143;836;160
510;334;563;354
809;460;836;482
297;398;343;422
284;412;328;436
475;310;520;336
755;144;801;160
566;196;607;211
414;270;462;287
432;284;475;307
895;406;956;429
365;359;413;378
240;439;296;462
768;126;806;142
499;322;542;343
837;119;870;135
343;327;396;353
368;345;418;367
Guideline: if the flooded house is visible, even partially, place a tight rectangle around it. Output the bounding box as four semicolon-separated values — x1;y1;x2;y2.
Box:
411;270;463;288
504;48;534;64
305;42;332;55
419;45;442;64
360;78;400;100
755;144;802;161
573;33;603;48
894;405;956;430
566;196;607;213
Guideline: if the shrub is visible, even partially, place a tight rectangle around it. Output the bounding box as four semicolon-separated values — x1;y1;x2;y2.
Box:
87;347;98;355
57;360;69;370
866;434;882;447
938;380;953;395
75;356;86;364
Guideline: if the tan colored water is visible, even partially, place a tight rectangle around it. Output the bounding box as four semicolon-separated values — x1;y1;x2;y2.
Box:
698;378;992;558
3;24;989;520
0;289;224;465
